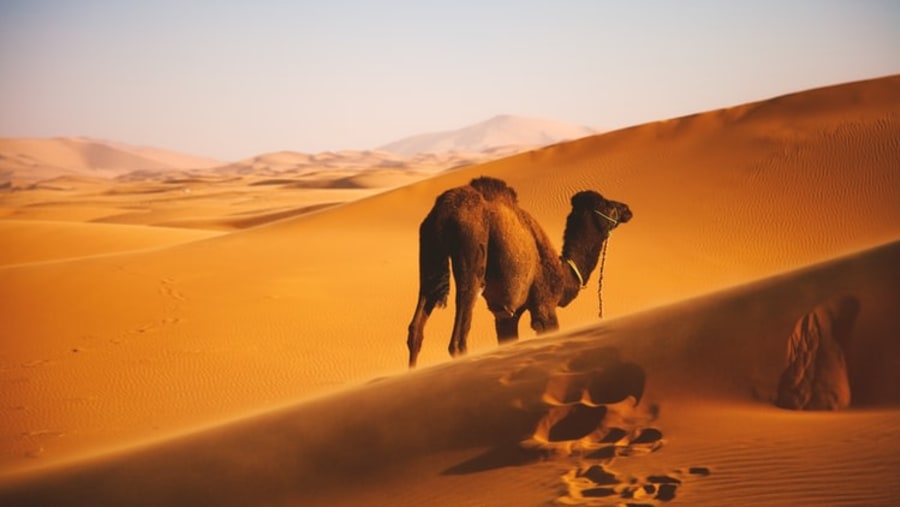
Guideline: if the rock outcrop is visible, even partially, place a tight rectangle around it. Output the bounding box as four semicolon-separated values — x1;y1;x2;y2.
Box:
775;296;859;410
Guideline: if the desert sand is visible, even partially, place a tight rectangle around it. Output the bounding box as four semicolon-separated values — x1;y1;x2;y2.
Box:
1;75;899;505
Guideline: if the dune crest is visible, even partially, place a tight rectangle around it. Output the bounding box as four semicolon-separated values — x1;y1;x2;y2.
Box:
0;137;222;185
378;114;596;155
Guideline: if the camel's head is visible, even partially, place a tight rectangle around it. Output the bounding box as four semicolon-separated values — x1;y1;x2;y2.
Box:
560;191;632;308
569;190;633;237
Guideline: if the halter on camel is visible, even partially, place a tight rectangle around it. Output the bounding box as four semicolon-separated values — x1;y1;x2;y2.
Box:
593;207;618;318
564;207;619;318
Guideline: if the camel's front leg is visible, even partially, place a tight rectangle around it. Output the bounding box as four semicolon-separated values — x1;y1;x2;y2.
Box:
494;307;524;344
449;282;480;358
529;306;559;335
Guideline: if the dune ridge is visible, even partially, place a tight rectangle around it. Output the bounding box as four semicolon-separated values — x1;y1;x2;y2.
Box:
1;141;532;232
0;138;222;185
0;74;899;505
0;220;223;267
378;114;596;155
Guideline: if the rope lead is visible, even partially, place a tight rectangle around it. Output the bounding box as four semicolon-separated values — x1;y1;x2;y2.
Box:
597;237;609;318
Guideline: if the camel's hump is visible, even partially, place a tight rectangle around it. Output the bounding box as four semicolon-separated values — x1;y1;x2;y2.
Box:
470;176;518;203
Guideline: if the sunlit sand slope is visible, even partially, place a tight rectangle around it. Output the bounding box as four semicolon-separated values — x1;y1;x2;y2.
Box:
1;240;898;506
0;75;897;481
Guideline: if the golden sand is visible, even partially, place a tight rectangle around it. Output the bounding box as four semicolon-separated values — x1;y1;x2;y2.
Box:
1;75;898;505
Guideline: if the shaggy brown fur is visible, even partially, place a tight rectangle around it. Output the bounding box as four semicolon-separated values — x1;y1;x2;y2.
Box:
406;177;632;367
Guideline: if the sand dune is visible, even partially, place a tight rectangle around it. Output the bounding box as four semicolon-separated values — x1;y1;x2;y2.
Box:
0;170;383;231
0;148;520;232
1;241;898;506
379;114;596;155
0;138;221;186
0;75;899;505
0;220;222;266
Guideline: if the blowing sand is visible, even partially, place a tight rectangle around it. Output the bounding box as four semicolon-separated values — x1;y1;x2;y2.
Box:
1;75;899;505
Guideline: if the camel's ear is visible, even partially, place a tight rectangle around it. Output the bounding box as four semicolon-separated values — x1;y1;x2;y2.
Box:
571;191;604;211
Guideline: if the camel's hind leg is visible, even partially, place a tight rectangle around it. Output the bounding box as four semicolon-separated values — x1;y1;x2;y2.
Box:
407;295;440;368
407;212;451;368
448;236;487;358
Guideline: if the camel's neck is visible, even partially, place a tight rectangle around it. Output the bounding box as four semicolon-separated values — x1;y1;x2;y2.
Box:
559;231;609;306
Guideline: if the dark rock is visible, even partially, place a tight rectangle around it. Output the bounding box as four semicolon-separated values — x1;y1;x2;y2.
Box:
775;296;858;410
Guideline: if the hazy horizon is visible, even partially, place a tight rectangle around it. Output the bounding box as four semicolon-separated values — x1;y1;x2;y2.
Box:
1;1;898;160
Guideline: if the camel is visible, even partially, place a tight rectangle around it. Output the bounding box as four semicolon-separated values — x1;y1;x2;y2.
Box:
406;176;632;367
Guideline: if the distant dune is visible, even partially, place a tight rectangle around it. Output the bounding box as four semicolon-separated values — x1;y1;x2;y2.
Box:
0;138;532;220
0;143;502;230
0;117;585;201
0;138;221;185
378;114;596;155
0;75;898;506
97;139;223;171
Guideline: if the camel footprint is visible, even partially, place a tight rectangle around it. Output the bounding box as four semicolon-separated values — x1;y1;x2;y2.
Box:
486;350;709;504
124;278;187;336
554;424;710;505
561;464;711;505
582;426;665;461
517;349;709;504
530;351;646;448
159;277;187;302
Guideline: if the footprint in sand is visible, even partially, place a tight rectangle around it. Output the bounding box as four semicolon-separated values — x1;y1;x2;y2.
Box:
551;416;710;505
522;348;708;505
561;462;707;505
543;404;609;442
532;353;645;447
159;277;187;302
122;278;187;337
498;363;550;387
581;426;665;462
543;349;646;406
454;348;709;504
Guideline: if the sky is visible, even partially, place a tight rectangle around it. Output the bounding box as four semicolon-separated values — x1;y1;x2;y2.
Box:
1;1;898;161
